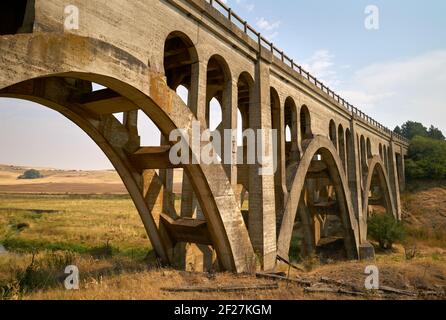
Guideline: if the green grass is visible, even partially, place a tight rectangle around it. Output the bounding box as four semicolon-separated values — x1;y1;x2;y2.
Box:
0;193;157;299
0;194;152;260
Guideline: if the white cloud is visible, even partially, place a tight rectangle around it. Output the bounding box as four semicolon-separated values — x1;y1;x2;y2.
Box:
339;50;446;133
302;50;339;86
256;17;281;39
220;0;255;12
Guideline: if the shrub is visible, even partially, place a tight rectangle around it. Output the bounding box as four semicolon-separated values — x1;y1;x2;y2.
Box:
18;169;43;180
368;214;406;250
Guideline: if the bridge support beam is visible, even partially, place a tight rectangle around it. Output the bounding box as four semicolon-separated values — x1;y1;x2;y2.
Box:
248;53;277;270
348;119;365;242
388;140;402;220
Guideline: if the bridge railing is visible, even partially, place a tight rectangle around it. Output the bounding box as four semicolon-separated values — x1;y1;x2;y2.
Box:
205;0;409;145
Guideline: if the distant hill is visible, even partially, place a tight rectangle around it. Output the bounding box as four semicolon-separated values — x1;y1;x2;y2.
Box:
0;164;184;195
0;164;126;194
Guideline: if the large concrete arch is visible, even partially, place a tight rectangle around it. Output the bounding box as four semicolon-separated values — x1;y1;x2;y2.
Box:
0;80;172;264
277;136;360;261
362;156;397;235
0;33;255;273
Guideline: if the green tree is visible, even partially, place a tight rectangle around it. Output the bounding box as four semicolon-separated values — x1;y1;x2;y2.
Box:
400;121;428;140
18;169;43;180
406;136;446;180
427;125;445;141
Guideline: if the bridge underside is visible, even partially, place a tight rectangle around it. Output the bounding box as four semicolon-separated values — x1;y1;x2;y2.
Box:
0;1;408;273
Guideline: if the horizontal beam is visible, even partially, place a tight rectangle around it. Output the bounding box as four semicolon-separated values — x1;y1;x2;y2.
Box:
160;213;213;246
79;89;138;114
128;146;180;171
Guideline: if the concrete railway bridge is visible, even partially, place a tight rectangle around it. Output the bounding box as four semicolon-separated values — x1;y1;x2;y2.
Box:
0;0;409;273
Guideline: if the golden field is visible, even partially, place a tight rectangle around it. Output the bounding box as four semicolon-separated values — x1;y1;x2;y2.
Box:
0;165;445;300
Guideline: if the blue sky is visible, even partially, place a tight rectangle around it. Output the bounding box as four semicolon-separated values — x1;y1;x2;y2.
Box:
0;0;445;170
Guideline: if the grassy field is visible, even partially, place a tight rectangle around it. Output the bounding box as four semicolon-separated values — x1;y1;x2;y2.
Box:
0;166;446;300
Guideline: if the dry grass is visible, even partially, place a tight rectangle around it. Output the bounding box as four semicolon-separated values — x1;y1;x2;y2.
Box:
0;194;151;259
0;175;446;300
2;246;443;300
402;180;446;248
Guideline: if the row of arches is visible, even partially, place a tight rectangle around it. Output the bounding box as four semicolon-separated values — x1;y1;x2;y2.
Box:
161;30;402;267
164;32;315;161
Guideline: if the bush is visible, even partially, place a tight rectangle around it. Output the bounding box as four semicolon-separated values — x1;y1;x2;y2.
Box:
18;169;43;180
368;214;406;250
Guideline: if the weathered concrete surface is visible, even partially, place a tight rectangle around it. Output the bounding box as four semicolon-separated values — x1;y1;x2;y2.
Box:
0;0;408;272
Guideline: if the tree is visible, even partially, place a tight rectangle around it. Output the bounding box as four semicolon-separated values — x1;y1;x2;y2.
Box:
18;169;43;180
427;125;445;141
368;214;406;250
406;136;446;180
395;121;446;181
400;121;428;140
394;126;402;135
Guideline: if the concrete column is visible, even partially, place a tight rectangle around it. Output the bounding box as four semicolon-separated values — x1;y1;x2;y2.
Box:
248;50;277;270
221;79;238;186
142;169;174;260
177;59;214;271
272;97;287;222
298;192;316;256
347;118;365;242
159;135;176;218
389;140;402;220
122;110;140;152
396;146;406;191
180;60;207;217
290;108;300;161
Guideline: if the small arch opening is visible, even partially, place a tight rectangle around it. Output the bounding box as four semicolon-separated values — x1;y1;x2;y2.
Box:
329;120;337;148
163;32;198;93
300;105;312;140
366;138;372;159
0;1;34;36
285;97;298;163
338;124;346;171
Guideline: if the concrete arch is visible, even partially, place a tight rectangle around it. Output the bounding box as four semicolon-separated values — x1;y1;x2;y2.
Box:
277;136;360;261
362;156;397;223
0;33;255;273
0;84;171;262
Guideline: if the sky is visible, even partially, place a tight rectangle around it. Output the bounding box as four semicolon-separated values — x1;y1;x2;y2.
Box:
0;0;445;170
